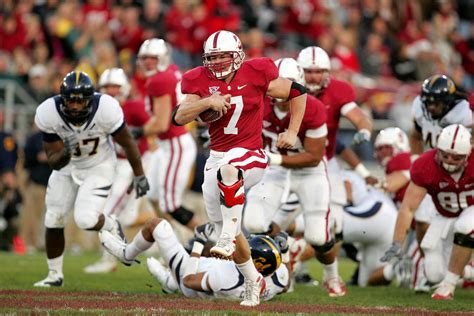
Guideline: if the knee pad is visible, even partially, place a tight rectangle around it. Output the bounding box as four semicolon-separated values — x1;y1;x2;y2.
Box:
311;239;335;254
153;219;174;239
424;253;446;284
74;212;99;230
217;168;244;207
454;233;474;249
170;206;194;226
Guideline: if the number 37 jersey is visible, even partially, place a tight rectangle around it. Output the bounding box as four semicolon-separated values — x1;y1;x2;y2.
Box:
35;93;124;169
181;57;279;152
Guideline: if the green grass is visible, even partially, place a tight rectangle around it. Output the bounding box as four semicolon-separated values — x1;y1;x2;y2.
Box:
0;251;473;314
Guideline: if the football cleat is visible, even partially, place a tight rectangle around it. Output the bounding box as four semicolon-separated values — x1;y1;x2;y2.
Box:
210;234;235;260
109;216;127;243
146;257;178;294
240;274;266;307
34;271;64;287
83;252;118;274
99;231;138;266
431;282;455;300
323;277;347;297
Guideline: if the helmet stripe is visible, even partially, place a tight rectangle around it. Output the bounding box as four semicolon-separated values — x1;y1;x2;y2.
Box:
276;58;283;70
261;237;282;269
428;74;441;89
312;47;316;66
75;72;80;85
451;125;460;150
213;31;221;49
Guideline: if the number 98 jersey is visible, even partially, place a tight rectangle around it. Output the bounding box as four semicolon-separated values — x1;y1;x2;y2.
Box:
35;94;124;169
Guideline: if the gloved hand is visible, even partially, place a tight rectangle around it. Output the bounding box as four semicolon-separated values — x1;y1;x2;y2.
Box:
129;127;144;139
132;175;150;198
194;222;215;245
274;231;289;254
352;129;371;145
381;242;403;262
63;133;79;157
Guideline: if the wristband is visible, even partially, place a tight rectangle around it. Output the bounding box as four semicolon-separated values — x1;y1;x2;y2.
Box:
355;163;371;178
359;128;371;139
191;241;204;255
267;152;283;166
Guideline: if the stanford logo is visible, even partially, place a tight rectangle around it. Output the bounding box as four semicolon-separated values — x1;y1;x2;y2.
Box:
209;86;220;94
439;182;449;189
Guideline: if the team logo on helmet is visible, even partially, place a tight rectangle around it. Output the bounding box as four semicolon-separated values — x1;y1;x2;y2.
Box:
249;235;282;276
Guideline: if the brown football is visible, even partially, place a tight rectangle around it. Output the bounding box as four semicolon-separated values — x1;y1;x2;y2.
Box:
198;108;222;123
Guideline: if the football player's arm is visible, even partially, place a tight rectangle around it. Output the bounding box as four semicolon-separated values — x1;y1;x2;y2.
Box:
344;106;373;134
384;171;410;193
142;95;172;135
337;140;377;184
182;242;210;292
409;122;424;155
267;77;306;148
112;127;145;176
392;181;427;244
43;139;71;170
174;93;231;126
268;136;325;168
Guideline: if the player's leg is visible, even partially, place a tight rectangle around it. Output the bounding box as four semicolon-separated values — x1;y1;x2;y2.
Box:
432;207;474;300
34;170;77;287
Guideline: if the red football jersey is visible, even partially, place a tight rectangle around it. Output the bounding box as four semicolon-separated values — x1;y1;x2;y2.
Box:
411;149;474;217
263;94;326;155
145;64;187;140
181;57;279;152
386;152;411;203
316;78;356;159
121;99;150;156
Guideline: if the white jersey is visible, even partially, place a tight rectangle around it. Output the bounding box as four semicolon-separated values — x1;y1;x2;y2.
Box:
186;257;289;301
35;94;124;170
411;96;472;150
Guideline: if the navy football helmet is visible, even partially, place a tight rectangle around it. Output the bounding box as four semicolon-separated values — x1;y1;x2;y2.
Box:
249;235;282;276
420;74;457;119
60;71;95;125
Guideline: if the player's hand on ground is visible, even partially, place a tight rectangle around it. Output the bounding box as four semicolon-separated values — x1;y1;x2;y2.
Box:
208;92;232;117
194;222;215;245
277;130;297;149
381;242;403;262
133;175;150;198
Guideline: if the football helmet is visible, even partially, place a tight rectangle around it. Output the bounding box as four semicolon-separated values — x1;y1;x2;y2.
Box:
138;38;170;76
98;68;130;101
203;30;245;80
421;74;457;119
60;71;95;125
436;124;472;173
249;235;282;277
374;127;410;166
296;46;331;92
274;58;305;85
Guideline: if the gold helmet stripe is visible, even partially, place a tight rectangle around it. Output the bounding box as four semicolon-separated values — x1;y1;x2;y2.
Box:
261;237;282;269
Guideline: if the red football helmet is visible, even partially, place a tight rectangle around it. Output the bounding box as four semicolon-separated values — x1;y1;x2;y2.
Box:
202;31;245;80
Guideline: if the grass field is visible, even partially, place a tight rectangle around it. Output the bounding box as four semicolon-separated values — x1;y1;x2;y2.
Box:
0;251;472;315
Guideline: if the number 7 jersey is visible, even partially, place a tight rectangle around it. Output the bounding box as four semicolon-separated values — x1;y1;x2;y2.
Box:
35;94;124;169
181;57;279;152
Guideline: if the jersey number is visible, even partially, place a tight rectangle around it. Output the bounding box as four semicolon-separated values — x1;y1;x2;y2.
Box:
437;190;474;213
73;137;100;157
224;96;243;135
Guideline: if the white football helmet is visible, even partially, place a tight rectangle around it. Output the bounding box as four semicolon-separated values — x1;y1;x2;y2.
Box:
138;38;170;76
98;68;130;101
202;30;245;80
296;46;331;92
274;58;305;85
436;124;472;173
374;127;410;166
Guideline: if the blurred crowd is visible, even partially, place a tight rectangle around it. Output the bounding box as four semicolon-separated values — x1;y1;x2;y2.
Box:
0;0;473;252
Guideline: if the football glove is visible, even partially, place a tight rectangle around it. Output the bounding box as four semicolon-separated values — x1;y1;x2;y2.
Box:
132;175;150;198
381;242;403;262
352;129;371;145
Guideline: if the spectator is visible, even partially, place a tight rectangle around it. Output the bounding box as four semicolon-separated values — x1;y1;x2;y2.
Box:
27;64;52;103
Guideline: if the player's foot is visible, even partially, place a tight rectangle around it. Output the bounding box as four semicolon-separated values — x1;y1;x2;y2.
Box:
414;274;431;293
240;274;266;307
146;257;178;294
34;271;63;287
431;282;454;300
109;216;127;243
323;277;347;297
99;231;138;266
83;252;118;273
210;234;235;260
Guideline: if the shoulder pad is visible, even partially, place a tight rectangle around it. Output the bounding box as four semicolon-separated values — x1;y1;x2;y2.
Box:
245;57;275;71
182;67;207;81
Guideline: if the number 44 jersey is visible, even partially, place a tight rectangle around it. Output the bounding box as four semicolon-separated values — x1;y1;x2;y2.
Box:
35;93;124;170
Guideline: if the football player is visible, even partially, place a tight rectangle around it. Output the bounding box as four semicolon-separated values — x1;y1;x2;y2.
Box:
173;30;306;306
243;58;346;297
382;124;474;300
33;71;150;287
136;38;200;229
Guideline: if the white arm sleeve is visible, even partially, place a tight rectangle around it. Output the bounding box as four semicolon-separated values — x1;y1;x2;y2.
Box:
306;123;328;138
340;101;357;116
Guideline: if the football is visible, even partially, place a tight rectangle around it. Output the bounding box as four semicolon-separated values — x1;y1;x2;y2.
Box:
198;108;223;123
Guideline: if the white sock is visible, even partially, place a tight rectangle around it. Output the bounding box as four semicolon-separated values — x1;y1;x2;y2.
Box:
47;255;64;277
463;264;473;281
236;258;260;282
102;215;116;232
125;231;153;259
383;263;394;281
323;260;338;280
444;271;460;286
220;204;242;239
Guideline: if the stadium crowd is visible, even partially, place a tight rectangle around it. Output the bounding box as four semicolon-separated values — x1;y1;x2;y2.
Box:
0;0;473;305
